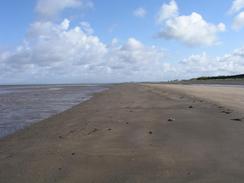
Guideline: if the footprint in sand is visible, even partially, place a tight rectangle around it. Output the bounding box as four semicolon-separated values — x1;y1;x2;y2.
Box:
69;130;75;134
231;118;243;122
187;172;192;176
5;154;13;159
87;128;98;135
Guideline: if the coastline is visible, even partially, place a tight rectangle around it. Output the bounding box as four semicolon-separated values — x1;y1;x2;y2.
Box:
0;85;108;138
169;79;244;85
1;84;244;182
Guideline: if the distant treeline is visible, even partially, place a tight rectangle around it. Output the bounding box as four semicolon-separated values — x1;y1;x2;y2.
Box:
196;74;244;80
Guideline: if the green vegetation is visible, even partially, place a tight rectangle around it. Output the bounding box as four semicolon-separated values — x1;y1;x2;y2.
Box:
195;74;244;80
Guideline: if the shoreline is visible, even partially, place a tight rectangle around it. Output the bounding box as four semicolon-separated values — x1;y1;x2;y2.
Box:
0;85;109;139
0;86;110;141
1;84;244;182
168;79;244;85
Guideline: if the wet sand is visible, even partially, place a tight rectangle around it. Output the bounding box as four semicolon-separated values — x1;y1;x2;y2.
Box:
1;84;244;183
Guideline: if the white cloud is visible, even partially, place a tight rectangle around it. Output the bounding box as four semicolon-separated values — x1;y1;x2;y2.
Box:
232;11;244;30
229;0;244;14
133;7;147;18
0;19;168;83
61;19;70;30
157;11;226;46
156;1;225;47
80;21;94;34
27;19;107;66
107;38;166;68
156;0;178;23
103;38;169;81
0;19;107;83
1;17;244;83
1;0;241;83
173;48;244;79
36;0;93;18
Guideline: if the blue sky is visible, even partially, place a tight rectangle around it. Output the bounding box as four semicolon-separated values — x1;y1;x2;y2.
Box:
0;0;244;84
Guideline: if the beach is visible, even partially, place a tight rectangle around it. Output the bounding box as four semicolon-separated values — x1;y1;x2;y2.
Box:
1;84;244;183
149;84;244;113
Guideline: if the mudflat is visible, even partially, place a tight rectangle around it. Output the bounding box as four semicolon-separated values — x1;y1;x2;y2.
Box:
1;84;244;183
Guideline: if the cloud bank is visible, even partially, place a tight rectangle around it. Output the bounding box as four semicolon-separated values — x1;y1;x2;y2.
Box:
1;16;243;84
173;47;244;79
0;19;168;83
1;0;244;84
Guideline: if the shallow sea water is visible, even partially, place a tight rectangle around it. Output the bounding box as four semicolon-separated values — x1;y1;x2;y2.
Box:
0;85;107;138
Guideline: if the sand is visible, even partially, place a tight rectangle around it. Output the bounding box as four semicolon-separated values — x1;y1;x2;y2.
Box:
0;84;244;183
149;84;244;113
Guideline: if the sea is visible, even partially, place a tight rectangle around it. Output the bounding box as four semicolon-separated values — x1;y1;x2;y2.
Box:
0;84;107;138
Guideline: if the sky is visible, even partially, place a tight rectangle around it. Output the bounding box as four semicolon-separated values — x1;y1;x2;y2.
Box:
0;0;244;84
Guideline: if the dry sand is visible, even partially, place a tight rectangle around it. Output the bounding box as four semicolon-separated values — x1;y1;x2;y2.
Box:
149;84;244;113
1;84;244;183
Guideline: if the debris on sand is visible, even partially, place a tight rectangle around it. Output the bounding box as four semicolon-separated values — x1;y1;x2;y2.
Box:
168;118;175;122
189;106;193;109
108;128;112;131
149;131;153;134
222;110;231;114
71;153;75;156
